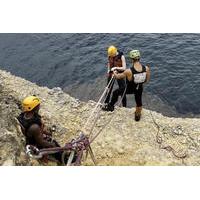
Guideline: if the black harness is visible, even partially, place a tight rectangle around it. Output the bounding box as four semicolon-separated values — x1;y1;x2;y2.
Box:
128;65;147;89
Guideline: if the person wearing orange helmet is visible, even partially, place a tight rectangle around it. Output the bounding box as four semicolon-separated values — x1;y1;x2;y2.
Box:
102;45;127;110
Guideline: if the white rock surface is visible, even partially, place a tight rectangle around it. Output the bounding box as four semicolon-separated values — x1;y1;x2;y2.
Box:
0;69;200;166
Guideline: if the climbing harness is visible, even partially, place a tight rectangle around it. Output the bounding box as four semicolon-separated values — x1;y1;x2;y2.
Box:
25;132;96;166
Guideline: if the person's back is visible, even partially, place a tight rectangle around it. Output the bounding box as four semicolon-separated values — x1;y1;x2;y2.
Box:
127;61;147;88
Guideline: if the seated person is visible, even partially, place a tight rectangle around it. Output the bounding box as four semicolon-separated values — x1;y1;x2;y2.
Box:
17;96;62;163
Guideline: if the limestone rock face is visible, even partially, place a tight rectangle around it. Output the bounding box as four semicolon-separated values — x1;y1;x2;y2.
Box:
0;69;200;166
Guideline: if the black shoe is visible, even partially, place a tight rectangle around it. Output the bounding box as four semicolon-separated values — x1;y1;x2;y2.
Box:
102;104;114;112
135;112;141;121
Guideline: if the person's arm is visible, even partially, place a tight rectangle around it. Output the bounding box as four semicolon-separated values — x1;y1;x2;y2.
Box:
145;66;150;83
40;119;52;136
113;69;127;79
107;62;111;73
29;124;55;148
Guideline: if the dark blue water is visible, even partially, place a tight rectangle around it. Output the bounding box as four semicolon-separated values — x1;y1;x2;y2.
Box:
0;33;200;116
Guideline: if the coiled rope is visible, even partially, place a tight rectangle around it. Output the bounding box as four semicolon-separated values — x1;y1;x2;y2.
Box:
145;90;187;159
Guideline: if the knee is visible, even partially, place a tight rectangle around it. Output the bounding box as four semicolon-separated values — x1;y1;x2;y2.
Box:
28;124;41;134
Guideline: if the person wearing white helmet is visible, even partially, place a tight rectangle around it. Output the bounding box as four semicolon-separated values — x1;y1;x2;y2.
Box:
102;45;127;110
104;50;150;121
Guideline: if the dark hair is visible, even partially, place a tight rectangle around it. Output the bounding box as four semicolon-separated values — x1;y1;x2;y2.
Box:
133;57;140;62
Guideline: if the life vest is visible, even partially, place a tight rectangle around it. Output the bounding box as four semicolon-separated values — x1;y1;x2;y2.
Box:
108;51;123;68
130;64;147;84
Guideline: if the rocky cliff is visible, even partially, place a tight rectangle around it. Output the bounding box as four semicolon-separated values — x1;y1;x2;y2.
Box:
0;69;200;166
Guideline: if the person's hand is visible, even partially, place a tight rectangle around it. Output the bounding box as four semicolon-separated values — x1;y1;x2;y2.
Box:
111;67;118;71
113;70;118;76
43;126;52;136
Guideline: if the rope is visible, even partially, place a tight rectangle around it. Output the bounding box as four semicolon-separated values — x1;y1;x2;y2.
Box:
26;133;91;165
87;77;116;139
27;75;126;165
26;75;118;165
83;75;115;132
89;79;127;144
82;75;117;141
145;89;187;159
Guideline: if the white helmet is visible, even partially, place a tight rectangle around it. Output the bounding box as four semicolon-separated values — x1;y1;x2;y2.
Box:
129;50;140;59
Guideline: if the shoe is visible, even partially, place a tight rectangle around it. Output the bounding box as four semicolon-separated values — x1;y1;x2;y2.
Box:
135;112;141;121
102;104;114;112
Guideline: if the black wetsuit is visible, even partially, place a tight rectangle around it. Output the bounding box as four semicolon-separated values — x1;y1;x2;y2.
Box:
109;65;146;107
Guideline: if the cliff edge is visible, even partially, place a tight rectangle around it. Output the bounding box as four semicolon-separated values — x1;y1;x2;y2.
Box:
0;69;200;166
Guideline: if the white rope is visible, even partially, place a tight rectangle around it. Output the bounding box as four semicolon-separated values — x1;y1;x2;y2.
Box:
83;75;115;131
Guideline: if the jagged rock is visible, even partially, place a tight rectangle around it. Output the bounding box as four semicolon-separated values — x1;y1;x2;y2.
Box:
51;87;62;93
0;69;200;166
2;159;15;166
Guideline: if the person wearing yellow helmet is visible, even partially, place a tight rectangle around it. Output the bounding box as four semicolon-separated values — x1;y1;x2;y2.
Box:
17;96;63;162
104;50;150;121
17;96;56;147
103;45;127;110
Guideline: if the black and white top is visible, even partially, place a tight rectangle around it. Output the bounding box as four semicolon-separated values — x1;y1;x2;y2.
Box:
130;65;147;84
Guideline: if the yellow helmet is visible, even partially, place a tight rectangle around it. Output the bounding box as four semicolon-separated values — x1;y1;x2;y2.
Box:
22;96;41;112
108;45;117;57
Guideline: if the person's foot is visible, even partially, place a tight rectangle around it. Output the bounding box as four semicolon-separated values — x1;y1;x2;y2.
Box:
135;112;141;121
102;104;114;112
